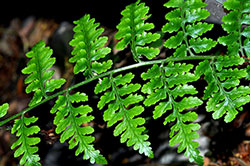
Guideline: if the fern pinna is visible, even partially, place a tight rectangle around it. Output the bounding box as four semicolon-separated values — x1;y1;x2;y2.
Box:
162;0;217;57
11;116;41;166
218;0;250;57
51;91;107;164
1;0;250;165
141;63;203;164
69;14;112;77
21;41;66;106
95;73;153;158
196;56;250;123
115;0;161;61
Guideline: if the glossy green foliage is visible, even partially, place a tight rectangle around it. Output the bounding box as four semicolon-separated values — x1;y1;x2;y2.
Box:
195;56;250;122
51;91;107;164
11;115;41;166
218;0;250;57
2;1;250;166
162;0;217;57
115;0;160;60
0;103;9;118
22;41;66;106
141;63;203;165
95;73;153;158
69;14;112;77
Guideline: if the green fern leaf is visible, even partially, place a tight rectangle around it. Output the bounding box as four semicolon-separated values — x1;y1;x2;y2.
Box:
223;0;241;10
162;18;182;33
115;0;160;60
141;63;203;165
195;56;250;122
51;91;107;164
69;14;112;77
164;31;184;49
185;8;210;23
218;0;250;57
186;22;213;38
0;103;9;118
11;115;41;166
162;0;216;57
95;73;153;158
22;41;66;106
189;38;217;53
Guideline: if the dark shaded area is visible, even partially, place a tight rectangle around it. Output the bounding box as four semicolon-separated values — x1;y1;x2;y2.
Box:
0;1;166;30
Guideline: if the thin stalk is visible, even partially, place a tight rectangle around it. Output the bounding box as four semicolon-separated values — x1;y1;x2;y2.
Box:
237;11;245;57
180;8;195;56
130;3;141;63
210;61;236;111
0;55;215;127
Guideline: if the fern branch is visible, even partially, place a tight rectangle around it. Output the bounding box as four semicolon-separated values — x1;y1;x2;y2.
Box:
0;55;216;127
141;63;203;165
195;56;250;122
162;0;217;57
51;91;107;164
95;73;153;158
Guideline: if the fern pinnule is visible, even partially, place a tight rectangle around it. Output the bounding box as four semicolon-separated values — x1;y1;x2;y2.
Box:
195;56;250;122
141;63;203;165
218;0;250;57
115;0;160;61
0;103;9;118
11;115;41;166
69;14;112;77
51;91;107;164
95;73;153;158
162;0;216;57
21;41;66;106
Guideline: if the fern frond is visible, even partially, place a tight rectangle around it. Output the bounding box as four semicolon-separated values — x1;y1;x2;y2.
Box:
11;115;41;166
22;41;66;106
95;73;153;158
51;91;107;164
195;56;250;122
162;0;217;57
69;14;112;77
218;0;250;57
141;63;203;165
115;0;161;61
0;103;9;118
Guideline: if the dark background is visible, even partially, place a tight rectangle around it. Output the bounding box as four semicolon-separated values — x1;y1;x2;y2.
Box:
0;1;166;29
